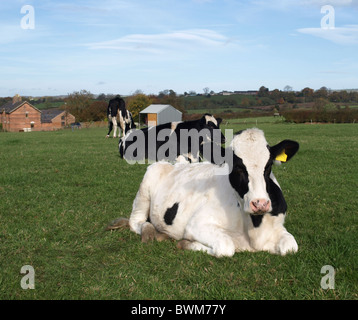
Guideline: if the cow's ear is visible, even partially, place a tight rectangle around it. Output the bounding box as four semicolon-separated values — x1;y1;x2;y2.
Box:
216;118;222;126
270;140;299;162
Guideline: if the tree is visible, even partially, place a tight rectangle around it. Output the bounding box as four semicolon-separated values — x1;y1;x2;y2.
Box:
314;87;329;99
300;87;314;103
284;85;293;92
97;93;106;101
270;89;281;102
64;90;94;122
258;86;269;97
154;89;184;113
278;97;285;105
313;98;329;111
82;101;107;121
127;93;152;122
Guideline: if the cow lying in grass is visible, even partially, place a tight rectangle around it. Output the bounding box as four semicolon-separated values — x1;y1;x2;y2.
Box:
118;114;225;163
109;128;299;257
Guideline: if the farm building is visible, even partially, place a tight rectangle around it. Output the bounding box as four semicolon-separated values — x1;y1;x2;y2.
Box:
40;109;76;131
0;95;75;132
139;104;182;127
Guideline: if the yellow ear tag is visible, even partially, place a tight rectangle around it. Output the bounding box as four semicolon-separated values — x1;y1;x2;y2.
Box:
275;150;288;162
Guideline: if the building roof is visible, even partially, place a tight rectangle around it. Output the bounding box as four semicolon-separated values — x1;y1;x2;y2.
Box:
1;101;41;114
140;104;182;114
41;109;66;123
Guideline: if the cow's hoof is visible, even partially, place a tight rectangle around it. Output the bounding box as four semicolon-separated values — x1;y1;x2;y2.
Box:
177;240;192;250
141;222;156;243
277;233;298;255
155;232;170;242
213;239;236;257
105;217;129;231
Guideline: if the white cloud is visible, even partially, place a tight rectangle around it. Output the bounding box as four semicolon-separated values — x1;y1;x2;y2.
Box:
86;29;233;54
298;25;358;45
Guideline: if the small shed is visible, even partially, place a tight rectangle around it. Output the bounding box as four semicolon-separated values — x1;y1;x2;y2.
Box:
139;104;182;127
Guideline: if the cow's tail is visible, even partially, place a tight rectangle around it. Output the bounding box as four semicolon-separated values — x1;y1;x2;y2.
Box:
105;217;129;231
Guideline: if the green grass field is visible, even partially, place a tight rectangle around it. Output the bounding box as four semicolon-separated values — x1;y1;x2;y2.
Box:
0;122;357;300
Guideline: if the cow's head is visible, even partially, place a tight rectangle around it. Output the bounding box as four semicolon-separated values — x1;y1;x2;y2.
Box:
199;114;226;144
229;128;299;218
124;111;136;135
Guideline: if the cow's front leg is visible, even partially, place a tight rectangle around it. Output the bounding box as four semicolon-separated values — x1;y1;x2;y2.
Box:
177;237;235;257
182;222;236;257
276;231;298;255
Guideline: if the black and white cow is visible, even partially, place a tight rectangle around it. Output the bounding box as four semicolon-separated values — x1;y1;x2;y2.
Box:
118;114;225;163
106;97;136;138
126;128;299;257
120;109;136;136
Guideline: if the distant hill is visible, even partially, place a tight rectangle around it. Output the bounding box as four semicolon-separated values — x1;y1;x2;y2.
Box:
34;101;65;110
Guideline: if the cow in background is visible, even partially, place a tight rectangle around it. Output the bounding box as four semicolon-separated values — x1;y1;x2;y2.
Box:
106;96;136;138
118;114;225;163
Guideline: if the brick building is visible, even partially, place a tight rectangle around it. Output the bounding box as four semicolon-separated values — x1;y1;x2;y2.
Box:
1;95;75;132
40;109;76;131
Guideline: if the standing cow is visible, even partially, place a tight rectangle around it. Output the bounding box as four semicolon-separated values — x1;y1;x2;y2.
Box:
118;114;225;163
121;128;299;257
106;97;136;138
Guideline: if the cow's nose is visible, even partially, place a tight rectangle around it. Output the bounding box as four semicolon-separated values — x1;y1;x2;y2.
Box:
250;199;271;214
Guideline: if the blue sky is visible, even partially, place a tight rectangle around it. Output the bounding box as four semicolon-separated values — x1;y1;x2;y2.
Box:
1;0;358;97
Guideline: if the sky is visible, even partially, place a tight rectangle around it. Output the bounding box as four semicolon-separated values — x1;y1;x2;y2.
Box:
0;0;358;97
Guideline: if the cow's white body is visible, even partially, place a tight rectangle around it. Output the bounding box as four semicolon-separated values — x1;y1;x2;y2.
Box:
128;128;299;257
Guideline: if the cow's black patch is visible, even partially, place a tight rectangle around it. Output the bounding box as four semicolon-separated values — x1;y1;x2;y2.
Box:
229;154;249;198
264;159;287;215
207;121;216;128
266;178;287;215
250;214;263;228
164;202;179;225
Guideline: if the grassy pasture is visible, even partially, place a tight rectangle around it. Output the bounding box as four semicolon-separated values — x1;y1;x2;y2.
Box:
0;122;357;300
